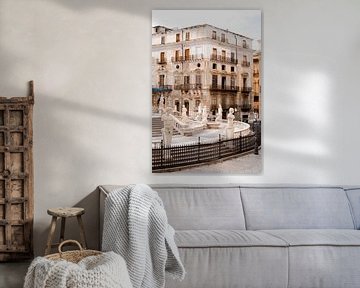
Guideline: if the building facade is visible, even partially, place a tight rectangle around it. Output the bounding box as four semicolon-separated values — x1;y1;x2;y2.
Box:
252;50;261;117
152;24;256;121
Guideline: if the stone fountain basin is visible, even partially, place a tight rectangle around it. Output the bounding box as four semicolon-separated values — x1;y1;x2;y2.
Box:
207;122;221;129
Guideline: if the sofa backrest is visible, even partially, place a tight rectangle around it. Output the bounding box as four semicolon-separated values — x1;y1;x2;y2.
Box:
240;186;355;230
152;185;246;230
100;184;358;232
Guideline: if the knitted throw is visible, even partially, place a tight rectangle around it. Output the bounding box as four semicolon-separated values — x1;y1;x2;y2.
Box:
102;184;185;288
23;251;133;288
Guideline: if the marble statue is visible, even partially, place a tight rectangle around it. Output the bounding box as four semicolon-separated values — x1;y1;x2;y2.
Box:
201;105;208;124
215;104;223;122
161;107;175;147
158;94;165;114
226;107;235;139
196;103;202;121
181;105;188;123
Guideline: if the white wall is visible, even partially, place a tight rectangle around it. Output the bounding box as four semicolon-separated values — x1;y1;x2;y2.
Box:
0;0;359;255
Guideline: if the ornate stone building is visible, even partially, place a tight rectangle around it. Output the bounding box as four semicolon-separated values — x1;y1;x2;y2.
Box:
152;24;255;121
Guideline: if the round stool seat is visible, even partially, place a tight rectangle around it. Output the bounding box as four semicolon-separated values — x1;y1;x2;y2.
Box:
47;207;85;218
45;207;88;255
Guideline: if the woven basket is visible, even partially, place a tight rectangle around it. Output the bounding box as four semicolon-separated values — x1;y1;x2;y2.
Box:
45;240;102;263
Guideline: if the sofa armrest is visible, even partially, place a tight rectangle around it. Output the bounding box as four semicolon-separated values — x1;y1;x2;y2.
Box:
98;186;109;250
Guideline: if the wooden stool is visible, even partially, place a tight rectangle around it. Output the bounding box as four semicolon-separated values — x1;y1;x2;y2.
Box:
45;207;87;255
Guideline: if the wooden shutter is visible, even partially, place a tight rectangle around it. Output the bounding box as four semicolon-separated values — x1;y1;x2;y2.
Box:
0;81;34;261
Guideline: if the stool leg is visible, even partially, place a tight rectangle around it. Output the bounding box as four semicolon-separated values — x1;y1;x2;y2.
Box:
77;215;87;249
45;216;57;255
60;217;66;243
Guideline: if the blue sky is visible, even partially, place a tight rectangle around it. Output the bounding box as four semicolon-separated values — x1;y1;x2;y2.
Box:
152;10;262;42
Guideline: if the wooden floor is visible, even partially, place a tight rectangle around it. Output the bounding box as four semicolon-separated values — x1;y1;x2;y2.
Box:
0;261;30;288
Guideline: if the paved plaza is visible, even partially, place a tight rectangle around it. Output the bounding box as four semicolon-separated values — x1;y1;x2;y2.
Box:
176;150;262;174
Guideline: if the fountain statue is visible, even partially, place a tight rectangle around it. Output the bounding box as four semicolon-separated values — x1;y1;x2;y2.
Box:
159;94;165;114
215;104;223;123
195;103;202;121
207;103;221;129
201;106;208;124
226;107;235;139
161;107;175;147
181;105;189;123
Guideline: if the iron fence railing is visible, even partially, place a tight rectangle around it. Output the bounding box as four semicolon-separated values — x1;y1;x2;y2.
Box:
152;123;261;172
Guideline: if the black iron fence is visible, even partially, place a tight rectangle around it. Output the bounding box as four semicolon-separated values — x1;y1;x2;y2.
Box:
152;123;261;172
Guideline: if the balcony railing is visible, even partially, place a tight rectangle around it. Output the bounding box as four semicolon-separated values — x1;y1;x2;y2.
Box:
240;104;252;112
241;87;252;93
211;36;228;43
157;58;167;64
171;54;204;62
241;61;250;67
174;84;202;90
210;85;239;92
253;72;260;77
152;85;172;92
210;54;238;64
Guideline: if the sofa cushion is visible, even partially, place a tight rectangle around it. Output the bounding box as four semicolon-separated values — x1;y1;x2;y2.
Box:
262;229;360;246
241;187;355;230
261;230;360;288
175;230;288;248
287;246;360;288
165;247;288;288
153;186;246;230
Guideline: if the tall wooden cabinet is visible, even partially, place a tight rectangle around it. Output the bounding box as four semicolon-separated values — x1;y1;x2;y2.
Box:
0;81;34;261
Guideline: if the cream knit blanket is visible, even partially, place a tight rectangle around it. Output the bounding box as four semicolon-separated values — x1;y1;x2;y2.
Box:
102;184;185;288
24;251;132;288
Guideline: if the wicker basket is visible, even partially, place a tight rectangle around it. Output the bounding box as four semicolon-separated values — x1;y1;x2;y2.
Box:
45;240;102;263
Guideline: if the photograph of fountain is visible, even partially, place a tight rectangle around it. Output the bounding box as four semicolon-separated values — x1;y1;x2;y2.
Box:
152;10;262;173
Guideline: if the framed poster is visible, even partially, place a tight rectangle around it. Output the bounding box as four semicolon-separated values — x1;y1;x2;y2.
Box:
152;10;262;174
